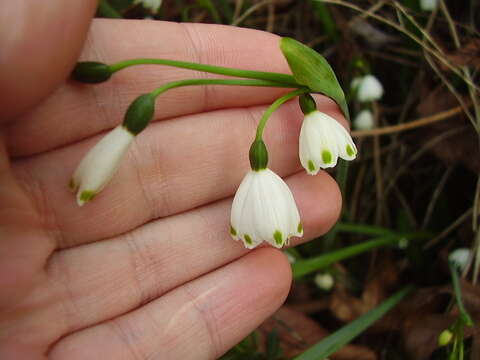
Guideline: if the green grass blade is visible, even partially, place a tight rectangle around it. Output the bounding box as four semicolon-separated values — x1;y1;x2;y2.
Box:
197;0;222;23
335;223;394;236
310;0;339;41
293;286;413;360
292;235;398;279
97;0;123;18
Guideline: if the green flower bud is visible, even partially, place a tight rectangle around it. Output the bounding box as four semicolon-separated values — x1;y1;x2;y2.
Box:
438;329;453;346
71;62;112;83
249;139;268;171
299;94;317;115
123;94;156;135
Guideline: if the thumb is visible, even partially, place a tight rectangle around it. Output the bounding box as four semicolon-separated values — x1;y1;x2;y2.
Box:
0;0;98;122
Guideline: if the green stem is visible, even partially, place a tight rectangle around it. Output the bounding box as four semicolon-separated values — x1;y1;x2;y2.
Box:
149;78;296;98
449;262;474;327
97;0;122;18
292;235;399;279
109;59;300;87
255;88;309;140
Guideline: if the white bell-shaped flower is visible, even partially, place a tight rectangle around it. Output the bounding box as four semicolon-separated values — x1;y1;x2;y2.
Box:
357;75;384;102
70;125;134;206
230;168;303;249
353;109;374;130
299;111;357;174
420;0;438;11
449;248;471;271
134;0;162;13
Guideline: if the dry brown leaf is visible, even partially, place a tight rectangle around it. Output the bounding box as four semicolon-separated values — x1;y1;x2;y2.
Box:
258;306;377;360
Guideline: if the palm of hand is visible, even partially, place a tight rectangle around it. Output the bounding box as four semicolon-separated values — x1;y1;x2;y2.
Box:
0;8;342;359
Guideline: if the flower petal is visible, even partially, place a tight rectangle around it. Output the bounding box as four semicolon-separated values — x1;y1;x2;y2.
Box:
72;125;134;206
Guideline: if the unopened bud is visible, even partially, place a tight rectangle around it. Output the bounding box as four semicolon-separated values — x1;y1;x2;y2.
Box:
71;62;112;83
299;94;317;115
438;329;453;346
249;139;269;171
123;94;156;135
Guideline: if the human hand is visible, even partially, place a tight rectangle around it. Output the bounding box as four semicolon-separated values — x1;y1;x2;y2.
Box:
0;2;343;358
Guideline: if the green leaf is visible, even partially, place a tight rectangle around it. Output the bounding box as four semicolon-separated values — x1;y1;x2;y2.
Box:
292;236;398;279
280;37;349;120
266;329;281;360
335;223;394;236
293;286;413;360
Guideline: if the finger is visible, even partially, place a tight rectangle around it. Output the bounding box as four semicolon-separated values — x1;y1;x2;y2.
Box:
0;142;55;307
13;97;343;248
7;20;293;157
42;170;339;338
49;248;292;360
0;0;98;121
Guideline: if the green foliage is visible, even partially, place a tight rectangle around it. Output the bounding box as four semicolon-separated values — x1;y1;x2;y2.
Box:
280;37;349;120
293;287;413;360
292;235;398;278
310;0;339;41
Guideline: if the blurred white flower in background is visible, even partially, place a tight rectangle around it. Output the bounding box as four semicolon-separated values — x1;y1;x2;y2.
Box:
230;168;303;249
420;0;438;12
356;74;384;102
314;273;335;291
449;248;472;271
135;0;162;13
353;109;374;130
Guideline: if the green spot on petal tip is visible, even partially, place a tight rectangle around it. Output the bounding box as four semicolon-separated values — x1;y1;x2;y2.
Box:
230;225;237;236
346;144;355;157
274;230;283;245
79;190;96;203
322;150;332;164
297;222;303;233
308;160;315;172
244;234;253;245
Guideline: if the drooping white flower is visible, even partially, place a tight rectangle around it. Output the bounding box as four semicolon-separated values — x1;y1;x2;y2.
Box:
449;248;471;271
420;0;438;11
70;125;134;206
353;109;374;130
357;75;384;102
299;111;357;174
134;0;162;13
230;168;303;249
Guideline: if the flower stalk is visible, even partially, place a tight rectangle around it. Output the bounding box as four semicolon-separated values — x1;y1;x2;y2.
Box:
255;88;309;141
108;58;301;87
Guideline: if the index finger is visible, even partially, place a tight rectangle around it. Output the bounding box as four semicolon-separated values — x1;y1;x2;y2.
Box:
0;0;98;121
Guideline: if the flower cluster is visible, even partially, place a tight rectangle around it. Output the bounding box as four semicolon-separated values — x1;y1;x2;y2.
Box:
229;94;356;249
69;37;357;250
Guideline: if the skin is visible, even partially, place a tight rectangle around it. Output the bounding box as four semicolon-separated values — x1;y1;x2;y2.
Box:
0;2;345;359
